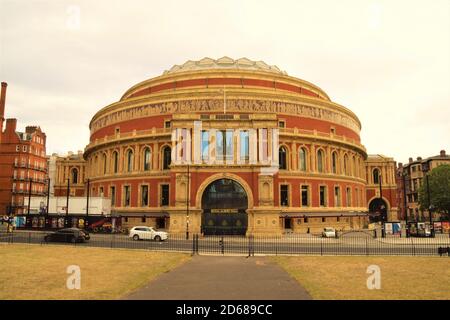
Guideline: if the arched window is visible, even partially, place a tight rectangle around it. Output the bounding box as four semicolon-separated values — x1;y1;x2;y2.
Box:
71;168;78;184
373;168;380;184
126;149;133;172
317;149;325;173
344;154;349;175
102;154;107;174
279;146;287;170
162;146;171;170
94;156;98;176
299;147;307;171
143;147;152;171
352;156;356;176
332;152;338;174
112;151;118;173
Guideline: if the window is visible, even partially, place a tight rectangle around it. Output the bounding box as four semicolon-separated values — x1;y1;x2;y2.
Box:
278;121;285;128
346;187;352;207
113;151;119;173
103;154;107;174
126;149;134;172
260;128;268;161
16;145;19;152
299;147;307;171
115;128;120;135
162;146;171;170
319;186;327;207
71;168;78;184
332;152;338;174
124;186;131;207
23;146;27;152
201;130;209;161
317;149;325;173
334;186;341;207
279;146;287;170
373;168;380;184
280;185;289;206
330;127;336;134
141;217;146;223
141;185;149;206
301;185;309;207
160;184;169;206
110;186;116;206
343;154;349;175
143;147;151;171
240;130;249;161
216;130;233;161
99;187;104;196
164;120;171;129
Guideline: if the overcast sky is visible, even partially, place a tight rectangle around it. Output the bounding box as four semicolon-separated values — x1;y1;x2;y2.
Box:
0;0;449;164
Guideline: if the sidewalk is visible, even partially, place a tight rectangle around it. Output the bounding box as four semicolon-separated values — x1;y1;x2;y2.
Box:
123;256;312;300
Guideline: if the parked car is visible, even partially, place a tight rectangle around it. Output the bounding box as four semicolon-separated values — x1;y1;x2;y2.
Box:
129;226;168;241
322;227;336;238
44;228;90;243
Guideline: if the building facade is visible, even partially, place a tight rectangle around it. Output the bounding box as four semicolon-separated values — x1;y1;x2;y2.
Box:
397;150;450;222
0;82;48;215
73;57;398;235
53;151;87;198
365;155;399;222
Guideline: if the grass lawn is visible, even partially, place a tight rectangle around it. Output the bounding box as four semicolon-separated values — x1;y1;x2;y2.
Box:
0;244;190;300
272;256;450;300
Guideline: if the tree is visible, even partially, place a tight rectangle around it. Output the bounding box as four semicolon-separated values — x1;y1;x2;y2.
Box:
418;164;450;220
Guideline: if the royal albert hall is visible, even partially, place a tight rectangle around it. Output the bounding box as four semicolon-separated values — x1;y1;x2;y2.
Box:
84;57;380;236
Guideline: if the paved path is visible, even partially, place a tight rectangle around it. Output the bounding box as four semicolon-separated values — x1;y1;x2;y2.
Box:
124;256;312;300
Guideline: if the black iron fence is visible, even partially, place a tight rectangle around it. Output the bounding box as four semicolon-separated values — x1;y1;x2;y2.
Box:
1;230;450;257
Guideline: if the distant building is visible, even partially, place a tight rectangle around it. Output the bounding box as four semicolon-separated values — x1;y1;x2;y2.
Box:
397;150;450;222
365;155;398;222
53;151;87;197
0;82;48;215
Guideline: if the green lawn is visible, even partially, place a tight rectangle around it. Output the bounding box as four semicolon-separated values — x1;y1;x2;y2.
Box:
273;256;450;300
0;244;190;300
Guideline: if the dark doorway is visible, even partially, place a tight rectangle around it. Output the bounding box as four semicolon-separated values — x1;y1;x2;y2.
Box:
369;198;388;223
201;179;248;235
284;218;292;230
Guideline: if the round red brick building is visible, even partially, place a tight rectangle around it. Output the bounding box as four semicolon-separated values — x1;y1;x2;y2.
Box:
84;57;372;235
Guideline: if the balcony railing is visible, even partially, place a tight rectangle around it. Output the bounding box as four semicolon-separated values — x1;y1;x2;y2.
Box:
85;126;366;152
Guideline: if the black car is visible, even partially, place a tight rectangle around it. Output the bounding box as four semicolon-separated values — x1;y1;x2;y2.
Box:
44;228;90;243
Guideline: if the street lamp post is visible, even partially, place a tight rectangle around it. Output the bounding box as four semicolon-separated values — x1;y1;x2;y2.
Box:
66;178;70;226
186;164;190;240
402;171;409;237
46;178;50;216
421;162;435;238
85;178;90;230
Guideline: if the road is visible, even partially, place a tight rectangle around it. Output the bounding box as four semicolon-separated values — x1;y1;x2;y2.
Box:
1;230;449;256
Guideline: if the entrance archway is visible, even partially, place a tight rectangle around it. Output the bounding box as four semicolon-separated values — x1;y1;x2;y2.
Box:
368;198;388;223
201;178;248;235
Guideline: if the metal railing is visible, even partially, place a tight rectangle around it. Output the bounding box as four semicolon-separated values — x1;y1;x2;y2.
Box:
1;230;449;257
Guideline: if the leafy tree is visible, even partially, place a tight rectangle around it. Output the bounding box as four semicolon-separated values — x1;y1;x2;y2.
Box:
418;164;450;220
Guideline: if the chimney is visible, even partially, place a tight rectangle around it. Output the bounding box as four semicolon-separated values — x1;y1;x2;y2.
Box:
5;118;17;133
417;157;422;161
408;157;413;163
440;150;446;157
398;162;403;169
0;82;6;120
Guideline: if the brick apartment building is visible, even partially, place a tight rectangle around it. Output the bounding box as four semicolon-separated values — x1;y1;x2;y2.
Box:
396;150;450;222
0;82;48;215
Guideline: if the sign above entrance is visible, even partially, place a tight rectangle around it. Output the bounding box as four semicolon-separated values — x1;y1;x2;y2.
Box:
211;209;239;214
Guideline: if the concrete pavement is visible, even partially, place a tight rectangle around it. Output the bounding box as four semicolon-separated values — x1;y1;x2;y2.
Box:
123;256;312;300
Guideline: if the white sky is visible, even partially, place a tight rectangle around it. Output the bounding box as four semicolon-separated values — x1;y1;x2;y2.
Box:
0;0;449;164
